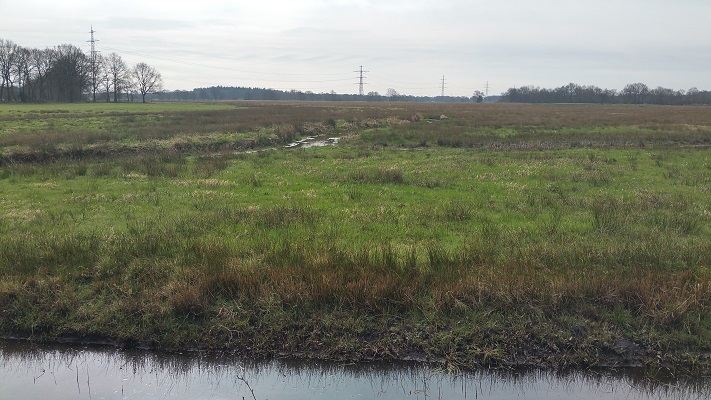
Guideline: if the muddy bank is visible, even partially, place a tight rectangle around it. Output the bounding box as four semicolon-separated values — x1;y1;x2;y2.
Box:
3;318;709;376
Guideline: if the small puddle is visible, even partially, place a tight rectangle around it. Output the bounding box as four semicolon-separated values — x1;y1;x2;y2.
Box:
284;136;339;149
1;340;707;400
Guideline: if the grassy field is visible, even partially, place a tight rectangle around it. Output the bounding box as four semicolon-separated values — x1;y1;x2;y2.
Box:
1;101;710;373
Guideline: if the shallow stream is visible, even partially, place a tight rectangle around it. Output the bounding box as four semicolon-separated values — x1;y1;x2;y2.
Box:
1;340;708;400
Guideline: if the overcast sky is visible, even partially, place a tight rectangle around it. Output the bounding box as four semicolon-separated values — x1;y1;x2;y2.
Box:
2;0;710;96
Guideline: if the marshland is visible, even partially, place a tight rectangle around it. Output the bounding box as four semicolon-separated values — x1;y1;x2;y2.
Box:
0;101;710;375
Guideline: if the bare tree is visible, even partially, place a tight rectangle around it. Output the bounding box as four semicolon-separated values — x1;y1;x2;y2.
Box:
472;90;485;103
106;52;129;102
132;62;163;103
687;87;700;104
13;46;31;102
621;82;649;104
49;44;90;102
100;62;112;102
29;48;52;101
386;88;399;100
600;88;616;105
0;39;18;101
565;82;580;102
89;53;105;102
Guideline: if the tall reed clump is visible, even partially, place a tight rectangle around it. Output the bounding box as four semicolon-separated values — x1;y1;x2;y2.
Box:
348;166;405;184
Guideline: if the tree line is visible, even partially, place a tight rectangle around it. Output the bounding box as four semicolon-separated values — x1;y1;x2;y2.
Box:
4;36;709;106
0;38;163;103
153;85;481;103
500;82;711;105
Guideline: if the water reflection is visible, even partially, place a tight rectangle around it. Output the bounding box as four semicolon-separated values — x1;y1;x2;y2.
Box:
1;340;708;400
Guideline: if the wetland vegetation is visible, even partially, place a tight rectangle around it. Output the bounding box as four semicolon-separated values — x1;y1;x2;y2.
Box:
0;101;710;374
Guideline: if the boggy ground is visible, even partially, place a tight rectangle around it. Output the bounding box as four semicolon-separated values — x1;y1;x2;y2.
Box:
0;101;710;374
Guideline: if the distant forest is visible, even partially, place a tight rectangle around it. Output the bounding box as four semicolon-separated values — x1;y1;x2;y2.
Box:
152;82;711;105
153;86;482;103
500;83;711;105
2;37;709;105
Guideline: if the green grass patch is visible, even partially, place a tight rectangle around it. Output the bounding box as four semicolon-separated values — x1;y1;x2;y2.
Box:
0;102;710;372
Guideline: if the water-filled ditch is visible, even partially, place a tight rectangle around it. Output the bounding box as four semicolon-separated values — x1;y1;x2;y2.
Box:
1;340;707;400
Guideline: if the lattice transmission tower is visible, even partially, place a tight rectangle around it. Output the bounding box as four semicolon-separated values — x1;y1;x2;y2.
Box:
87;25;100;102
355;65;368;96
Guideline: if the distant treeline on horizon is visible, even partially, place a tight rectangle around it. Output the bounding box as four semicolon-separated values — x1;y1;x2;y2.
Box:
499;83;711;105
2;37;709;105
152;83;711;105
153;86;488;103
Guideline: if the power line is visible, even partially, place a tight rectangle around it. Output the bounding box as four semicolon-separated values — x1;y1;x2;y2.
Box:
101;45;352;78
94;44;472;95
